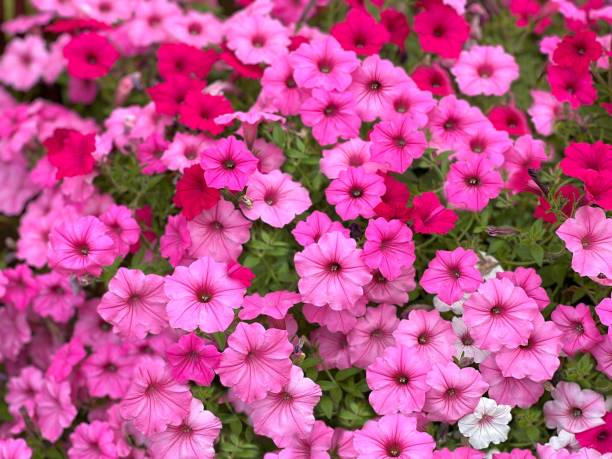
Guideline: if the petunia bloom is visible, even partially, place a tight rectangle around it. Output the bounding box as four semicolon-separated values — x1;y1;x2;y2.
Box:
166;333;221;386
362;217;415;281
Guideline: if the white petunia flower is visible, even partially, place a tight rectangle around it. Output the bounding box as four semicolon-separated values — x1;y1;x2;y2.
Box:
458;397;512;449
451;316;489;364
546;429;580;451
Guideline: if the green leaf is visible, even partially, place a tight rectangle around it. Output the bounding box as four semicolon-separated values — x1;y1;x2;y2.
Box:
529;243;544;266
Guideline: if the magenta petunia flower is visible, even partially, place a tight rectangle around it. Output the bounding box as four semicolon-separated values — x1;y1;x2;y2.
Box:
362;217;415;281
454;123;511;167
551;303;602;356
325;167;386;220
289;36;359;92
249;365;322;447
547;65;597;109
119;356;192;435
424;362;488;423
348;303;399;368
420;247;483;305
216;322;293;403
80;342;134;399
560;141;612;181
331;8;390;56
556;206;612;278
1;265;38;311
544;381;606;434
148;398;221;459
428;95;488;151
295;231;372;311
496;267;550;311
595;297;612;330
44;128;96;179
164;256;246;333
98;268;168;340
291;210;350;246
100;204;140;257
0;438;31;459
409;192;458;235
179;92;233;135
591;334;612;378
68;421;118;459
6;367;42;421
201;136;258;191
366;345;431;415
166;333;221;387
394;309;456;365
46;338;86;382
370;115;427;173
63;33;119;80
354;414;435;458
413;3;470;59
241;170;312;228
35;379;77;442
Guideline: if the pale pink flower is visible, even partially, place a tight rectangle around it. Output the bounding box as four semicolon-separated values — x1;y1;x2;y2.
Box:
496;267;550;311
528;90;562;137
544;382;606;434
591;334;612;378
148;398;221;459
162;132;212;173
251;138;285;173
366;345;431;415
364;267;416;305
556;206;612;278
160;214;192;267
310;327;352;370
393;309;456;364
320;138;378;180
80;342;134;399
32;272;84;323
369;115;427;173
100;204;141;257
239;291;302;321
119;356;192;435
303;300;365;334
68;421;118;459
504;135;548;174
453;123;511;167
348;304;399;368
126;0;181;48
164;256;246;333
463;277;540;351
362;217;415;280
216;322;293;403
201;136;258;191
98;268;168;340
0;306;31;362
0;438;31;459
241;170;312;228
294;231;371;311
6;367;43;420
325;167;386;220
428;95;488;151
167;11;223;48
1;265;38;311
250;365;322;447
291;210;350;247
452;317;489;364
35;379;77;442
595;297;612;331
166;333;221;386
424;362;489;423
381;80;436;127
187;199;251;263
0;35;48;91
226;15;289;65
551;304;602;356
261;55;310;116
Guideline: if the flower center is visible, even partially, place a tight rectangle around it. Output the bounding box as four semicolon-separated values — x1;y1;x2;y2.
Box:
574;322;585;334
490;305;502;315
318;60;333;74
394;137;407;147
104;363;117;373
223;159;236;170
572;407;583;418
285;77;297;89
78;245;90;256
188;23;202;35
433;26;444;38
387;445;401;457
477;63;494;78
324;104;337;116
370;81;381;91
467;176;480;186
212;221;223;230
251;35;266;48
86;54;98;65
350;187;363;198
461;333;474;346
418;333;428;345
198;291;212;303
445;387;457;398
443;118;456;130
328;262;341;273
397;375;409;385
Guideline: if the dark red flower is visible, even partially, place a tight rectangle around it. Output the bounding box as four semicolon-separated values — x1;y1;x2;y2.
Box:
157;43;218;80
46;18;111;34
488;105;530;136
147;75;205;116
575;412;612;453
173;165;220;220
413;3;470;59
219;44;264;79
408;191;457;234
63;33;119;80
331;8;390;56
553;29;603;70
44;128;96;179
381;9;410;52
547;65;597;109
178;91;233;135
534;184;581;223
411;64;454;96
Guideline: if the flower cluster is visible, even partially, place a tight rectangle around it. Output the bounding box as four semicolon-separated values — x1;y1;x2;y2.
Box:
0;0;611;458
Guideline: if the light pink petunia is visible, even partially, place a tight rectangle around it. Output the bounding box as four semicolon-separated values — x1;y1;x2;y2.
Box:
119;356;192;435
241;170;312;228
428;95;488;151
261;55;310;116
591;334;612;378
278;420;334;459
369;115;427;173
291;210;350;247
325;167;386;220
35;379;77;442
556;206;612;278
160;214;192;267
366;345;431;415
200;136;259;191
32;272;83;323
148;398;221;459
80;342;134;399
551;303;602;356
310;327;352;370
98;268;168;340
463;277;540;352
362;217;415;281
320;138;378;180
239;290;302;320
250;365;322;447
166;333;221;386
424;362;489;423
420;247;483;305
216;322;293;403
226;14;289;65
100;204;141;257
393;309;456;365
164;256;246;333
348;303;399;368
381;79;436;126
46;338;86;382
496;267;550;311
528;90;562;137
294;231;372;311
544;382;606;434
354;414;435;458
0;438;31;459
364;267;416;305
68;421;118;459
0;306;31;361
303;300;365;334
595;297;612;331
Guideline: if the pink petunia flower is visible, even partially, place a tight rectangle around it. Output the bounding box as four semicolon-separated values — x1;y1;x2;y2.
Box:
0;306;31;361
311;327;352;370
289;36;359;92
547;65;597;109
496;267;550;311
451;45;519;96
68;421;118;459
331;8;390;56
216;322;293;403
292;210;350;246
544;382;606;434
362;217;415;281
250;365;322;447
409;192;458;235
425;362;489;423
278;420;334;459
239;290;302;321
201;136;258;191
325;167;386;220
98;268;168;340
35;379;77;442
261;55;310;116
148;398;221;459
354;414;435;458
528;90;562;137
428;96;488;151
164;256;246;333
295;231;372;311
6;366;43;422
393;309;456;365
560;141;612;181
119;356;192;435
595;297;612;331
100;204;140;257
46;338;86;382
551;303;602;356
591;334;612;378
80;342;134;399
1;265;38;311
556;206;612;278
0;438;31;459
179;92;233;135
366;345;431;415
226;14;289;65
370;115;427;173
63;33;119;80
348;303;399;368
0;35;49;91
420;247;483;305
166;333;221;386
241;170;311;228
44;128;96;179
364;267;416;306
160;214;192;266
453;123;511;167
413;3;470;59
303;300;365;335
320;138;378;180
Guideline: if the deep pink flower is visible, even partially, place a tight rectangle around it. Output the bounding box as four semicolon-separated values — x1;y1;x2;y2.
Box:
544;381;606;433
354;413;435;458
164;256;246;333
556;206;612;278
295;231;371;311
80;342;134;399
409;192;458;235
1;265;38;311
551;303;602;356
420;247;482;304
46;338;86;382
496;267;550;311
68;421;118;459
166;333;221;386
201;136;258;191
216;322;293;403
362;217;414;280
547;65;597;109
413;3;470;59
98;268;168;339
452;45;519;96
119;356;192;435
325;167;386;220
331;8;390;56
35;379;77;442
489;105;531;137
463;277;540;352
394;309;456;364
381;9;410;51
366;345;431;415
44;128;96;179
173;165;221;220
584;170;612;210
560;141;612;181
157;42;216;80
179;92;233;135
292;210;350;246
553;29;603;70
63;33;119;79
428;96;488;151
148;75;205;117
412;64;454;96
575;412;612;454
370;115;427;173
348;304;399;368
0;306;31;361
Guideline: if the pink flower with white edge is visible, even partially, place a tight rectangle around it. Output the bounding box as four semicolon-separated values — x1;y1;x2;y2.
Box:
362;217;415;281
